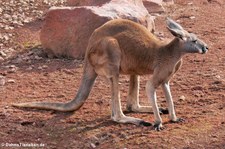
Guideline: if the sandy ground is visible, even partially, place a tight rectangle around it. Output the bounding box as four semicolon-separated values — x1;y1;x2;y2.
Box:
0;0;224;148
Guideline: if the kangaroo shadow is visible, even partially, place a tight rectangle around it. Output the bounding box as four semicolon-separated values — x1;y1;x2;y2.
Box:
16;106;116;129
49;110;118;133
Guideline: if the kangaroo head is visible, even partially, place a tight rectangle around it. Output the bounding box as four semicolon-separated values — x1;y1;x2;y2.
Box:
166;17;208;54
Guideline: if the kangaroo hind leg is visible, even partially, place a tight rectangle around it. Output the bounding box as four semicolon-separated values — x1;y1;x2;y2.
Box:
91;37;152;126
126;75;153;113
109;75;151;126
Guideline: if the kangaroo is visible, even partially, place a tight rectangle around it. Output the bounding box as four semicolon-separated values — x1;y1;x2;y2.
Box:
13;18;208;130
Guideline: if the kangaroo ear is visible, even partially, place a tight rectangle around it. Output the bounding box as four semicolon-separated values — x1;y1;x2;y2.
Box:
167;27;185;39
166;17;186;39
166;17;184;30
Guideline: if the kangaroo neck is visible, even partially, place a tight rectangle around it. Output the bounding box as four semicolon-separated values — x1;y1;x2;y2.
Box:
157;38;184;62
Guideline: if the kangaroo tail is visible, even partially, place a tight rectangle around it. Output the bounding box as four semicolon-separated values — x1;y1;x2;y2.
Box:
12;62;97;112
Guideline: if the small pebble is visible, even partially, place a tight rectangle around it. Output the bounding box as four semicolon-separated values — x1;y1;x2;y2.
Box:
7;67;17;73
38;66;43;70
179;95;186;101
190;16;196;19
0;51;7;57
7;79;16;83
42;65;48;69
0;76;6;86
90;143;96;148
0;56;4;62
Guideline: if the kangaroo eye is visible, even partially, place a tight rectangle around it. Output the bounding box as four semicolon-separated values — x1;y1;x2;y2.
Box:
192;40;197;43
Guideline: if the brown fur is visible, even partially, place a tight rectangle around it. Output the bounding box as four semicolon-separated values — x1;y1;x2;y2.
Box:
13;18;208;130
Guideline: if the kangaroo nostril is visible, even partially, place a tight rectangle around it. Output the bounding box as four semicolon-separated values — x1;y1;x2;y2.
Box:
202;46;208;54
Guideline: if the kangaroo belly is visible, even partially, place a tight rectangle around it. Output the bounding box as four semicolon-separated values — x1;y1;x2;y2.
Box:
119;58;154;75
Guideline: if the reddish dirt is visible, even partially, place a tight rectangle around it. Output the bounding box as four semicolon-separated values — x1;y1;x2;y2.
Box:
0;1;225;148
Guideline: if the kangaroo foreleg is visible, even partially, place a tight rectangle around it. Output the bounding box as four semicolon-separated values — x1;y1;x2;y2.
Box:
146;79;163;131
161;82;184;123
126;75;167;114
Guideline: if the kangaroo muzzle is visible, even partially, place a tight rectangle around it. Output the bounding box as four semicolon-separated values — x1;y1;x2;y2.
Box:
202;46;208;54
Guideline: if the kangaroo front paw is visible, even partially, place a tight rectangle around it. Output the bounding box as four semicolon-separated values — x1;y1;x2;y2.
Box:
153;123;164;131
139;121;152;127
170;118;185;123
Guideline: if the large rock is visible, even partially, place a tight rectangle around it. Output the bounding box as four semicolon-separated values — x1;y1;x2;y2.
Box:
92;0;174;14
143;0;174;13
67;0;110;6
67;0;174;13
40;0;155;59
